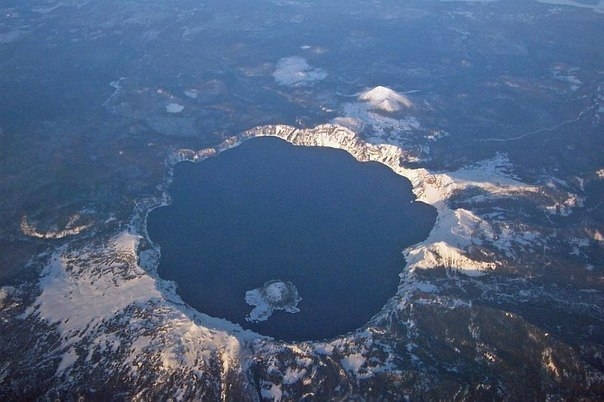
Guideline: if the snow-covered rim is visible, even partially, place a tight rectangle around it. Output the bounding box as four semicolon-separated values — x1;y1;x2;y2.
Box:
20;122;586;383
21;120;581;351
131;122;559;341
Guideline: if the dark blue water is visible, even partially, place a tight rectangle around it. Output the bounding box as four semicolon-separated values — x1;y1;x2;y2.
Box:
147;137;436;341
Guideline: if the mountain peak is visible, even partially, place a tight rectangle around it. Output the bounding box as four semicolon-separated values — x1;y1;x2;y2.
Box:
358;86;413;112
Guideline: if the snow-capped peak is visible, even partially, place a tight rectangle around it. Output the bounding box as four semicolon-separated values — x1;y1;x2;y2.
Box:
358;86;413;112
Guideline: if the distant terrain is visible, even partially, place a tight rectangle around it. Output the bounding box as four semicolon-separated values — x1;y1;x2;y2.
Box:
0;1;603;399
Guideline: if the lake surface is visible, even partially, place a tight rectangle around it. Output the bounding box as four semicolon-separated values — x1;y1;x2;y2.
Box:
147;137;436;341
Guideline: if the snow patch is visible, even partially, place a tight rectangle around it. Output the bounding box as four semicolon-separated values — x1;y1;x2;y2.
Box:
260;381;283;401
273;56;327;87
341;352;366;374
590;230;604;243
111;231;142;254
282;367;307;385
314;344;335;356
26;241;161;339
21;234;166;374
184;89;199;99
166;103;184;113
552;67;583;91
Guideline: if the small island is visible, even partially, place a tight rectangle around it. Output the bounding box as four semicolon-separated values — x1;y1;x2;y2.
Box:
245;280;302;323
